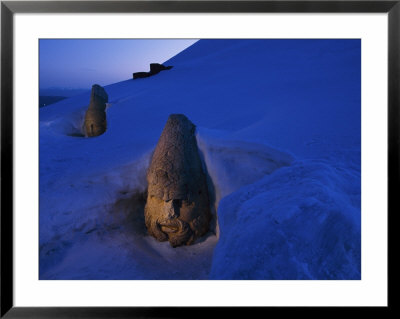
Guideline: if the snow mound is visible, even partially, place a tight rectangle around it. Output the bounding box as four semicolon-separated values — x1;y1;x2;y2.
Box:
197;132;294;205
210;159;361;280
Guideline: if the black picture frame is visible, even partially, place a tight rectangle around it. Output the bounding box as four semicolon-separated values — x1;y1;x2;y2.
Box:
1;0;396;317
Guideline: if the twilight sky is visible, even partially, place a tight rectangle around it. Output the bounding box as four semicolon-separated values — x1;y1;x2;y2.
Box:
39;39;198;89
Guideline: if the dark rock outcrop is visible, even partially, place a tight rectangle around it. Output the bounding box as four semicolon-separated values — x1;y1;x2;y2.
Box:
132;72;152;79
144;114;211;247
84;84;108;137
149;63;173;74
133;63;173;80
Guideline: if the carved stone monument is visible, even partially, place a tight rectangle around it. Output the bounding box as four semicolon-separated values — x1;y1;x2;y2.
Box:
145;114;211;247
84;84;108;137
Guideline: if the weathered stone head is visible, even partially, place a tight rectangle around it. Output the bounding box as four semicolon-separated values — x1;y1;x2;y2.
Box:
84;84;108;137
145;114;211;247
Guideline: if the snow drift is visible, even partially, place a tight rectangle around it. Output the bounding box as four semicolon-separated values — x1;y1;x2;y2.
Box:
210;159;360;280
39;39;361;279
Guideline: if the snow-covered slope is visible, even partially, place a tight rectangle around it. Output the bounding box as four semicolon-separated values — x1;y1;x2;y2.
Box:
39;39;360;279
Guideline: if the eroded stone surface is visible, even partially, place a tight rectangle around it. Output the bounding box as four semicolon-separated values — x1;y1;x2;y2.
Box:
84;84;108;137
145;114;211;247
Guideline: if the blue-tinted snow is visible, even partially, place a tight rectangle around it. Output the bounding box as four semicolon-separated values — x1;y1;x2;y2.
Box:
39;39;360;279
210;159;360;280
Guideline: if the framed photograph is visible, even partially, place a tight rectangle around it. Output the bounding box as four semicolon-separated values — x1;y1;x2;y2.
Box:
1;0;396;317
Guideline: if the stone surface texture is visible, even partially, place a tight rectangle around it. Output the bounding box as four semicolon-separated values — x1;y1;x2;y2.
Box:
84;84;108;137
145;114;211;247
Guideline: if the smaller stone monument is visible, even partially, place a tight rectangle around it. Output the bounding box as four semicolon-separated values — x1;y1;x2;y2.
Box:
84;84;108;137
